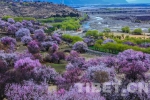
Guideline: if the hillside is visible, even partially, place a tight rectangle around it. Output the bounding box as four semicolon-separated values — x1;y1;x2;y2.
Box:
0;2;80;18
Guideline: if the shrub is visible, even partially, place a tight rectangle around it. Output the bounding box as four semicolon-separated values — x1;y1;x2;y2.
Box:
123;41;135;46
66;57;85;70
7;24;17;34
7;18;15;24
71;36;83;43
44;51;65;64
72;41;88;53
0;59;7;73
53;86;106;100
1;36;16;46
103;28;111;33
15;28;31;40
62;34;72;42
41;41;53;51
0;37;17;52
14;22;23;28
63;68;82;85
61;20;80;30
21;36;32;45
93;71;109;83
85;30;99;38
83;37;95;46
28;27;35;33
22;20;33;27
132;28;142;35
50;52;65;63
122;26;130;33
25;21;33;27
103;38;115;44
14;57;41;70
117;49;150;81
52;33;62;44
4;22;11;27
33;66;58;83
62;34;82;43
94;39;103;46
14;17;24;22
5;81;50;100
102;57;117;68
34;29;46;42
66;50;85;70
49;43;59;53
45;36;53;41
32;53;43;62
84;64;115;82
18;51;34;59
56;68;82;89
66;63;75;71
83;58;102;69
0;20;6;30
148;28;150;33
140;43;150;48
66;50;80;61
27;40;40;54
0;52;18;67
2;16;12;21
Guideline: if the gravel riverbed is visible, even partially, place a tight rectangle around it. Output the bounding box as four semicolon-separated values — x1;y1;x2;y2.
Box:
82;14;150;32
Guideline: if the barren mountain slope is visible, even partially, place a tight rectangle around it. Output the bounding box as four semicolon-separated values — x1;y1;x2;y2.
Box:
0;2;80;18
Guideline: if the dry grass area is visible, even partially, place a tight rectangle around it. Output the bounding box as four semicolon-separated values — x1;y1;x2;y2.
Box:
59;43;71;52
113;32;150;38
16;45;27;53
48;85;57;92
81;53;99;60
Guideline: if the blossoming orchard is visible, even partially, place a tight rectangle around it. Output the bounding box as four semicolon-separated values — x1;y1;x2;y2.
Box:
1;16;150;100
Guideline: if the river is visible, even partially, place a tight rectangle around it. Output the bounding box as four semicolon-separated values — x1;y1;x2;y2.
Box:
79;4;150;33
82;15;150;32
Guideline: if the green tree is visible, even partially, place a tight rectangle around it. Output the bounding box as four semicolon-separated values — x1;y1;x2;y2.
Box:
62;34;83;43
122;26;130;33
103;28;111;33
95;40;103;45
148;28;150;33
132;28;142;35
85;30;99;38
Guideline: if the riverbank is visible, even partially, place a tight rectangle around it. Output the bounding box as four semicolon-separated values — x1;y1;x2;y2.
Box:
82;15;150;32
80;7;150;33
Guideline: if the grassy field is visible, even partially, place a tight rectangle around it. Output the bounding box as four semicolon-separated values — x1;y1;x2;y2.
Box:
81;53;99;60
14;36;104;74
44;61;67;73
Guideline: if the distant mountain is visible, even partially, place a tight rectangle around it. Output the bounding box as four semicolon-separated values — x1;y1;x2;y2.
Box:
105;0;128;4
0;2;80;18
130;0;150;3
22;0;128;5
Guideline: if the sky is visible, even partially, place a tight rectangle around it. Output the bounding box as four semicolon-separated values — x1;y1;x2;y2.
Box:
126;0;136;2
127;0;150;3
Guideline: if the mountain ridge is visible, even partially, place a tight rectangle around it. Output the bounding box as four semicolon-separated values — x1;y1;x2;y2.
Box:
0;2;80;18
22;0;128;5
